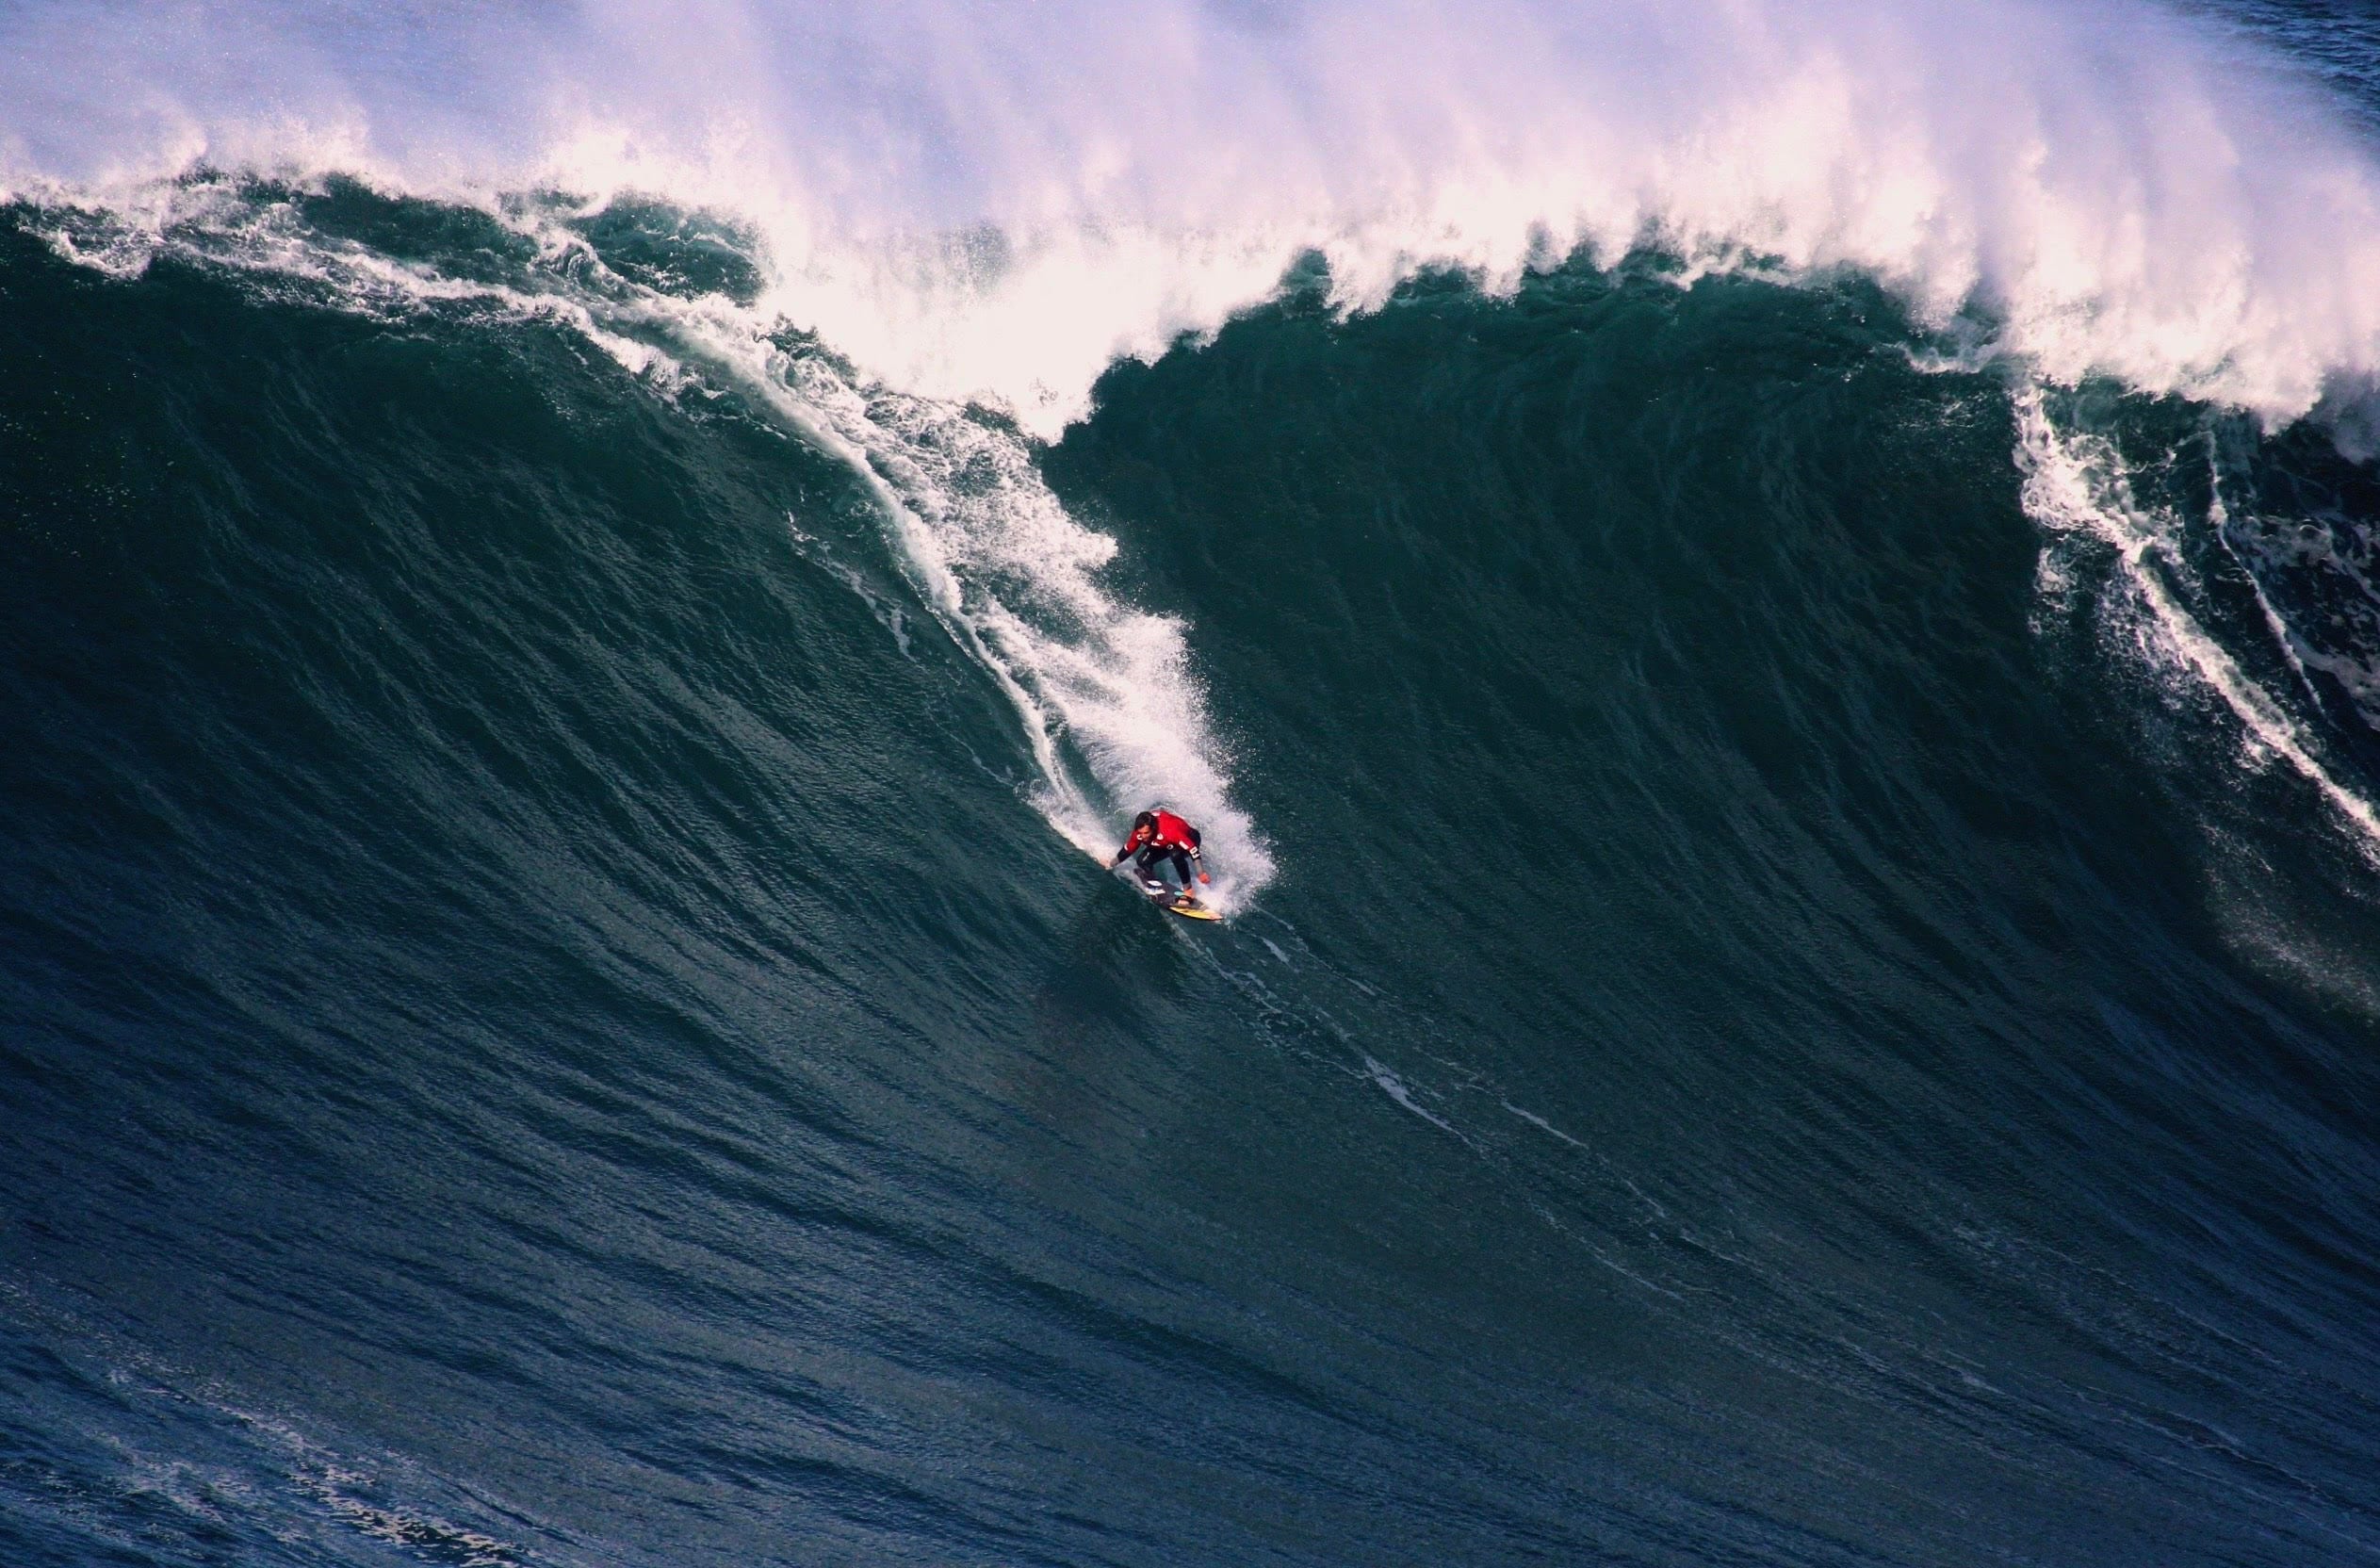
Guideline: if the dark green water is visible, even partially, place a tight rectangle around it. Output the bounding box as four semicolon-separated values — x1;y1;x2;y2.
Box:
5;166;2380;1565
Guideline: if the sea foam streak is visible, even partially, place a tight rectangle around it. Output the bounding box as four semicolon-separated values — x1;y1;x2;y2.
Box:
2016;389;2380;857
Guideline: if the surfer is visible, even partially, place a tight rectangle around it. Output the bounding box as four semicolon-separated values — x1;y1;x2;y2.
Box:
1110;808;1212;901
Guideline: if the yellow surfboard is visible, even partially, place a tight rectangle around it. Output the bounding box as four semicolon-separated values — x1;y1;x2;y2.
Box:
1133;875;1221;921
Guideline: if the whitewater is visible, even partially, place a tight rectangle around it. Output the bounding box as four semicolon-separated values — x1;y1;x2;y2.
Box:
11;0;2380;431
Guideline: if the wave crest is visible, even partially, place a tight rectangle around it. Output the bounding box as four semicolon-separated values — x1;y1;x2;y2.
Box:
7;0;2380;435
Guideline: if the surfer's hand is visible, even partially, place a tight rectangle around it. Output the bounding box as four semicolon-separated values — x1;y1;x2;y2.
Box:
1198;872;1211;885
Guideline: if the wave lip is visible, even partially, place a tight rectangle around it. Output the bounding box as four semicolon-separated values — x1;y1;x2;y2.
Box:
11;0;2380;440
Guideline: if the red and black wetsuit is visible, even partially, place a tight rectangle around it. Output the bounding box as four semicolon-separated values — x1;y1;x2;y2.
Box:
1114;808;1203;891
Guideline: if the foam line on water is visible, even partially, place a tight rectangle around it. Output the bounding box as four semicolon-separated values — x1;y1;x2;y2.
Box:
2204;483;2380;731
2014;388;2380;858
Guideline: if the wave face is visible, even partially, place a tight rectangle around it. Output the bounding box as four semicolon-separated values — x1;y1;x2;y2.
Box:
8;3;2380;1566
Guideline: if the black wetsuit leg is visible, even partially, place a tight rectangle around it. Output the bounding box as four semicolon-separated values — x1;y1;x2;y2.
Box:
1134;846;1193;890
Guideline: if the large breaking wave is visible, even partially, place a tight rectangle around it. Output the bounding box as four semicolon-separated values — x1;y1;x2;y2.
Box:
19;0;2380;870
10;4;2380;1564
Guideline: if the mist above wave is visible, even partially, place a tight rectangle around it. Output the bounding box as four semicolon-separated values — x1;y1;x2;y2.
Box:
7;0;2380;435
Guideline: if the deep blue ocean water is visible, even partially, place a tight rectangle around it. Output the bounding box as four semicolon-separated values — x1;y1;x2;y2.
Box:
8;3;2380;1564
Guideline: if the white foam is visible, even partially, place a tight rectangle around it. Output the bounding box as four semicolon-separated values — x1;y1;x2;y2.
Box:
1363;1055;1460;1135
2014;388;2380;858
760;346;1277;905
9;0;2380;439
